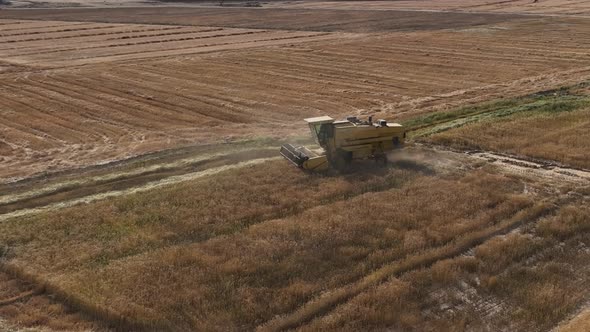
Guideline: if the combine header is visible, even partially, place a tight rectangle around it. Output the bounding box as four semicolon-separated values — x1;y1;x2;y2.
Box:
280;116;405;171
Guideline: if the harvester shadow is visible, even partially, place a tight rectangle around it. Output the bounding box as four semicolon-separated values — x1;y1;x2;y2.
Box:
326;159;436;177
391;159;437;175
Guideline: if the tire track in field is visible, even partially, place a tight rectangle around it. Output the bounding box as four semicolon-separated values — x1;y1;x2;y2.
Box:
0;147;274;211
0;155;280;223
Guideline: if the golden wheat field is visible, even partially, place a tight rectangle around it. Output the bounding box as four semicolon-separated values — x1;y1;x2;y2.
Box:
0;1;590;331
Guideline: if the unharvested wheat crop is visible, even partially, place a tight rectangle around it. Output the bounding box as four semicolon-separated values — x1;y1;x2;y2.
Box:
303;198;590;331
0;160;539;330
427;103;590;168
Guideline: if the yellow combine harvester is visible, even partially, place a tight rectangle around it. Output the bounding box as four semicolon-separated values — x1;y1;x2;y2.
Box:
280;116;405;171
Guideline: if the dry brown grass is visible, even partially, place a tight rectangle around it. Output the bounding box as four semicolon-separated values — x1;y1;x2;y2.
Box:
429;107;590;169
475;233;543;275
0;160;536;330
537;205;590;240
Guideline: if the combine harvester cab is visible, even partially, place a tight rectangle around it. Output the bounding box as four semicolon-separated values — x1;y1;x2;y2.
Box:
280;115;405;171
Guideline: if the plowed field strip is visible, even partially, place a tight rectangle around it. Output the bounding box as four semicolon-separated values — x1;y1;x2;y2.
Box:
0;114;63;149
0;24;123;38
5;30;332;67
157;54;375;91
130;64;354;118
0;19;336;67
0;22;93;34
0;21;90;31
379;42;590;63
0;8;527;32
103;28;225;41
4;78;147;131
0;27;222;53
12;30;270;57
0;27;232;50
0;26;188;47
228;57;475;96
280;0;590;16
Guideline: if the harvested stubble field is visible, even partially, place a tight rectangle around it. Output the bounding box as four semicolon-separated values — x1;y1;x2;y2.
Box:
2;15;590;183
0;20;335;67
1;2;590;331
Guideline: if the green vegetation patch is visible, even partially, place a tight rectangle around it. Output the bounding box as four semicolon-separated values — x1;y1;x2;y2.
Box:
404;82;590;169
404;82;590;139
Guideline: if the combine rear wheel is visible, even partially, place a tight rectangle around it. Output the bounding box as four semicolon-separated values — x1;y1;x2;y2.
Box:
374;154;388;167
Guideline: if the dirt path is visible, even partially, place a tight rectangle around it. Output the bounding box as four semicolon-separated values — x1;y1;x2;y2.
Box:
557;304;590;332
0;147;277;214
0;151;279;222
